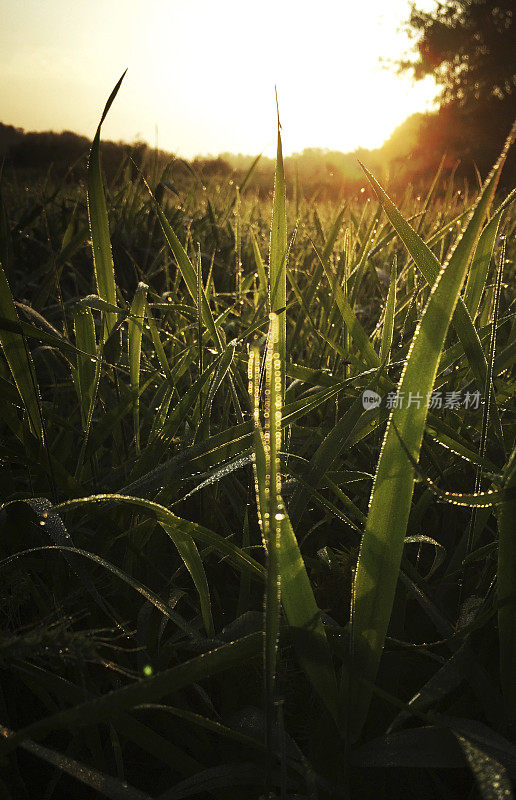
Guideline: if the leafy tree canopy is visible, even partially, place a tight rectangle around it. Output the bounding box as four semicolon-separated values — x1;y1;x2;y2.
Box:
398;1;515;177
401;0;516;107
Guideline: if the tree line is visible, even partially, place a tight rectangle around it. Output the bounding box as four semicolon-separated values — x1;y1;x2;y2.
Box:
2;1;514;197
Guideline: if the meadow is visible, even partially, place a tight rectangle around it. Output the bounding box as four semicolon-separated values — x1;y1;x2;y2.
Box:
0;75;515;799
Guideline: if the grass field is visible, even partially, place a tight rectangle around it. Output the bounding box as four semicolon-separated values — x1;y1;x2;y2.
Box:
0;77;515;799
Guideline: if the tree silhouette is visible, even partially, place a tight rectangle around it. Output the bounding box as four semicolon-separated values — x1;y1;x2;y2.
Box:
400;1;516;175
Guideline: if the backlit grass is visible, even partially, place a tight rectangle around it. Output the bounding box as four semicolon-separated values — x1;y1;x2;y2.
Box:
0;76;515;799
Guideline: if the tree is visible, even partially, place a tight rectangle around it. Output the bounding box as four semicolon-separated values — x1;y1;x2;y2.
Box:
403;1;515;105
400;1;516;175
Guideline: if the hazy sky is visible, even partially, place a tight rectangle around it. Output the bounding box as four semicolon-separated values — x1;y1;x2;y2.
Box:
1;0;439;158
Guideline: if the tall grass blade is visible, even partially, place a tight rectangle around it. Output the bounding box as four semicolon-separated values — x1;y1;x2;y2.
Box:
238;151;262;195
0;262;43;440
465;241;506;568
350;134;514;741
379;256;397;365
360;143;515;443
277;510;341;726
87;71;126;340
463;208;503;320
72;305;97;417
250;321;340;730
250;317;282;757
251;231;268;306
128;282;148;451
269;104;287;399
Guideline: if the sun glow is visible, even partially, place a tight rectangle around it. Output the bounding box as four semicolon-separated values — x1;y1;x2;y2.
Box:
1;0;439;158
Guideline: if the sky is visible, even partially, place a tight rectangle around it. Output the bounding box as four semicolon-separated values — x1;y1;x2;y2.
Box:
1;0;439;159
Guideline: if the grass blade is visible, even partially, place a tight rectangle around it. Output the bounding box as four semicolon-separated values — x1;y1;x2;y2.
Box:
73;305;97;429
0;262;43;440
238;151;262;195
0;634;262;756
55;494;264;581
0;725;150;800
128;282;148;451
269;105;287;399
250;321;340;730
151;193;221;350
0;187;13;275
379;256;397;365
251;231;268;306
87;71;126;340
145;300;173;380
313;241;380;370
277;510;341;726
463;208;503;319
291;205;346;344
498;447;516;718
288;388;371;530
159;522;214;637
360;148;515;444
250;317;282;757
350;133;514;741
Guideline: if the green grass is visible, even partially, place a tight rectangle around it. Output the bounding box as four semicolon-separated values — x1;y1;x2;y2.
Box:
0;77;515;799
